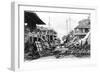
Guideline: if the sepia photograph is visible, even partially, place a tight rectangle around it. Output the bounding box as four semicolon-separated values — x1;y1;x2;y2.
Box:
24;10;91;61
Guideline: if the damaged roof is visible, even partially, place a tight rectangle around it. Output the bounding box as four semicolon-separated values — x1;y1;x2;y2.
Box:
75;18;90;29
24;11;45;24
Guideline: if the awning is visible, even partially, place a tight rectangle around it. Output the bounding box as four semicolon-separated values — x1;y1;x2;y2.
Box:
24;11;45;24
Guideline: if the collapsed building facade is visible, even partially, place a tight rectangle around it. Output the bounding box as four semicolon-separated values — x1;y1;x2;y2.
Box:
24;11;60;60
61;17;90;57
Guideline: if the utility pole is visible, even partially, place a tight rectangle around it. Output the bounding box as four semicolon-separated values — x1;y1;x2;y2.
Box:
69;16;71;33
48;16;51;28
66;18;68;34
48;16;51;42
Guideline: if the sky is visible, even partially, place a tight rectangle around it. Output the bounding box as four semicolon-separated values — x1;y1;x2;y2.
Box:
35;12;89;41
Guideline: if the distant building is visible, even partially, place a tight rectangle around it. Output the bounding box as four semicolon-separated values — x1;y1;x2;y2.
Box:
74;18;90;39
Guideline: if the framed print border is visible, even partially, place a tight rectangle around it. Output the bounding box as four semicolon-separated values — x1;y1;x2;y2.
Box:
11;2;97;71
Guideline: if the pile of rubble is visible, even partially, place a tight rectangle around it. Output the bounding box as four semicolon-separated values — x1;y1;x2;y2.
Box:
24;17;91;60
